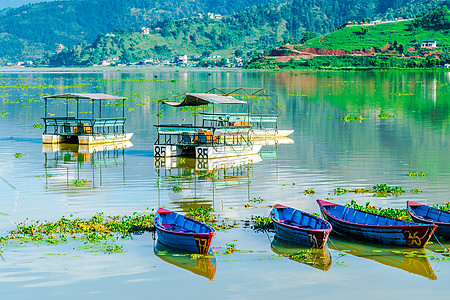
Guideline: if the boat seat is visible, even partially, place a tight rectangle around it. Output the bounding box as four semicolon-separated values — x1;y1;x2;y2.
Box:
181;133;191;144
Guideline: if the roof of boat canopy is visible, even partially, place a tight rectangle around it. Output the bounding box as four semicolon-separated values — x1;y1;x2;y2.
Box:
163;93;247;107
43;93;126;100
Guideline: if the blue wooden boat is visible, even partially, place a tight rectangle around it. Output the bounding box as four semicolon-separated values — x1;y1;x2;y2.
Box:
270;204;332;248
407;201;450;238
317;200;437;248
154;208;216;254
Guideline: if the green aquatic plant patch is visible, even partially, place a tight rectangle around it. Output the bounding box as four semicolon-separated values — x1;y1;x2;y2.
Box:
341;114;365;122
224;243;239;254
189;207;216;223
304;188;316;195
333;184;421;197
0;211;155;248
250;215;274;231
407;171;427;178
435;202;450;212
379;111;397;119
345;200;412;221
188;206;237;230
249;197;264;204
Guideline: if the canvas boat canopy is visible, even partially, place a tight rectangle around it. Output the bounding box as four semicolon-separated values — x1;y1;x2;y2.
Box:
163;93;246;107
44;93;126;100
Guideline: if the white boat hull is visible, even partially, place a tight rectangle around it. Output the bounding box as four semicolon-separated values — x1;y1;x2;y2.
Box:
154;144;262;159
251;129;294;139
42;133;133;145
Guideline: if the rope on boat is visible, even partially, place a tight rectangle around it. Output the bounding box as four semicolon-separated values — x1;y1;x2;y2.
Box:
432;231;448;253
327;237;347;262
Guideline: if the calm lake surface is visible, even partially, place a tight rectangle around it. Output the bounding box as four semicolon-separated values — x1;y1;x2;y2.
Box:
0;68;449;299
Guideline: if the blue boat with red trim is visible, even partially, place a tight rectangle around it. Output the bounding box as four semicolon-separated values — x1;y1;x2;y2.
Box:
317;200;437;248
270;204;332;248
407;201;450;238
154;208;216;254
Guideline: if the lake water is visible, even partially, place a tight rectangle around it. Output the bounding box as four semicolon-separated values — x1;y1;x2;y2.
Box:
0;68;449;299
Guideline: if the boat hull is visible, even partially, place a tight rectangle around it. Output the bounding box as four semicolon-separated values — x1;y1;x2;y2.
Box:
251;129;294;139
154;143;262;159
407;201;450;238
154;208;215;254
317;200;436;248
270;204;332;248
43;133;133;145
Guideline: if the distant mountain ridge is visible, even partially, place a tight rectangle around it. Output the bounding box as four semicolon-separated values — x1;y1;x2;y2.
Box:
0;0;449;64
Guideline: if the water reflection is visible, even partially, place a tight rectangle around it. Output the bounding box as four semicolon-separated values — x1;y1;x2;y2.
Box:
42;141;132;189
270;236;332;271
154;241;217;281
154;154;262;212
329;235;437;280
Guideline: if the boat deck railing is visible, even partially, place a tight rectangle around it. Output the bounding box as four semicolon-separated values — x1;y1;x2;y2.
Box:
43;117;126;136
154;124;253;147
200;113;278;129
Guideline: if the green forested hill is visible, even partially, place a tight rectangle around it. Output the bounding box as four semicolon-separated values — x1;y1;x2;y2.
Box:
247;6;450;70
1;0;450;64
0;0;278;63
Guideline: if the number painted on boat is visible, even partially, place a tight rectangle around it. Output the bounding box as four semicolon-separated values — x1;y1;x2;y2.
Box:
154;146;166;157
404;230;421;246
194;237;209;254
197;148;208;159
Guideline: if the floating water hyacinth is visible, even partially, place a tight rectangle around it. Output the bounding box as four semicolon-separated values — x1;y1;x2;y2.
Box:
333;184;421;197
407;171;427;178
224;243;239;254
345;200;412;221
0;210;155;252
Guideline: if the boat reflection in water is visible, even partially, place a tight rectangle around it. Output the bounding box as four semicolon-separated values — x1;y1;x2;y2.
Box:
155;154;262;190
329;235;437;280
270;236;332;271
154;241;217;281
42;141;132;189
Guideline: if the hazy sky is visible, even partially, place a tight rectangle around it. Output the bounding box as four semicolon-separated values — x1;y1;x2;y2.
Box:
0;0;48;10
